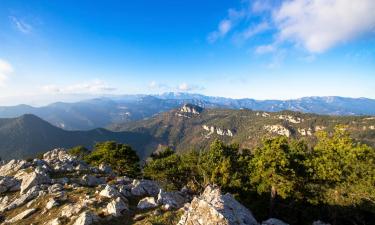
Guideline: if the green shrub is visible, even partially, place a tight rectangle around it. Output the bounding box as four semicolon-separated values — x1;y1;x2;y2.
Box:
85;141;141;177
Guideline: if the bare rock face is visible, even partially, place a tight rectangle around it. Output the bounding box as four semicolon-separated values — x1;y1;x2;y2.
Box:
131;179;160;197
73;211;99;225
0;176;21;193
106;197;128;216
6;208;37;223
180;104;203;115
0;160;28;176
157;189;187;209
99;184;121;198
137;197;158;209
178;185;258;225
20;171;51;194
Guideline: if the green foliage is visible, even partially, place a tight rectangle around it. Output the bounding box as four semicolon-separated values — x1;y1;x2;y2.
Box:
150;147;175;160
85;141;141;177
68;145;89;159
200;140;252;192
144;149;202;191
305;126;375;206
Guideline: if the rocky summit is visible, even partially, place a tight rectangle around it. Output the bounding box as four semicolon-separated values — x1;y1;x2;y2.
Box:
0;148;327;225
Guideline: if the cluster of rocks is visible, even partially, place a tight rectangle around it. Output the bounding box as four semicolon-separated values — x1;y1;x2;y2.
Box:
0;148;330;225
0;149;191;225
202;125;234;137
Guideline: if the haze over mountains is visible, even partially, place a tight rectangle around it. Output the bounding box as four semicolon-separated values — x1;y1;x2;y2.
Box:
0;93;375;131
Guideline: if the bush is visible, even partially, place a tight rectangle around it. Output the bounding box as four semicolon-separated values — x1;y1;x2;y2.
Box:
68;145;90;159
85;141;141;177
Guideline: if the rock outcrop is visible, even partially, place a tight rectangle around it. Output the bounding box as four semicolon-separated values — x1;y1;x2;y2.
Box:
178;185;258;225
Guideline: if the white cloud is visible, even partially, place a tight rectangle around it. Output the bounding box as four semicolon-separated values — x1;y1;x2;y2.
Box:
0;59;14;86
212;0;375;53
274;0;375;53
178;83;204;92
255;44;276;54
208;8;246;43
9;16;33;34
42;80;116;94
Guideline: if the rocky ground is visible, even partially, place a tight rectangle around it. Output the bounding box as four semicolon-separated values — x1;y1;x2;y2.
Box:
0;149;329;225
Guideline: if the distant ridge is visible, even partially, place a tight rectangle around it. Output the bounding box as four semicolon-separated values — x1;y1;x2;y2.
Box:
0;93;375;130
0;114;156;160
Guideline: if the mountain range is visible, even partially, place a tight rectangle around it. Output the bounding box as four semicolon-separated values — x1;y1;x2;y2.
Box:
0;93;375;130
0;114;156;160
1;104;375;161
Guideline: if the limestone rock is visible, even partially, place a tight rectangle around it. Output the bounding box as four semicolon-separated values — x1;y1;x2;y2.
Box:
80;174;105;187
6;208;37;223
157;190;187;209
46;198;59;209
178;185;258;225
131;179;160;196
61;203;84;217
137;197;158;209
99;163;113;174
106;197;128;216
20;171;51;194
262;218;289;225
73;211;99;225
0;176;21;193
0;160;28;176
1;186;40;212
99;184;121;198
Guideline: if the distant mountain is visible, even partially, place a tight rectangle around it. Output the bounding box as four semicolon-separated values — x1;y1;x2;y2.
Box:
1;93;375;130
0;114;156;160
110;104;375;154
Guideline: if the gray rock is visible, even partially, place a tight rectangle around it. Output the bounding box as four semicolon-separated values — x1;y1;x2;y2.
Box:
51;177;69;185
6;208;37;223
157;189;187;209
131;179;160;197
20;171;51;194
1;185;40;212
106;197;128;216
0;176;20;193
262;218;289;225
73;211;99;225
137;197;158;209
99;184;121;198
99;163;113;174
0;160;28;176
48;183;64;193
80;174;105;187
178;185;258;225
46;198;59;209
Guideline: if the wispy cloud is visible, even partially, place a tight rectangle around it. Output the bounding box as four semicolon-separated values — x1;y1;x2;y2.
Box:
211;0;375;53
9;16;33;34
207;8;246;43
0;59;14;86
148;81;204;93
41;80;116;94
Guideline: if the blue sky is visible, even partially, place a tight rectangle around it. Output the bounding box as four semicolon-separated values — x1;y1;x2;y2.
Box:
0;0;374;105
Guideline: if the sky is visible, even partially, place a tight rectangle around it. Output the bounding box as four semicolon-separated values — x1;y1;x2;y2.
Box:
0;0;375;106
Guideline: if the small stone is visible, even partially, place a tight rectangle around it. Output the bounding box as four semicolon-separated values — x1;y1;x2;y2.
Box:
137;197;158;209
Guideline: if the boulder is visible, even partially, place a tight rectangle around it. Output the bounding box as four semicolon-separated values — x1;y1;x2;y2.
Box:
46;198;59;209
118;184;132;197
131;179;160;196
43;148;76;163
73;211;99;225
157;190;187;209
48;183;64;193
6;208;37;223
99;184;121;198
0;176;21;193
137;197;158;209
0;160;28;176
61;203;84;217
178;185;258;225
20;171;51;194
106;197;128;216
262;218;289;225
1;186;41;212
80;174;105;187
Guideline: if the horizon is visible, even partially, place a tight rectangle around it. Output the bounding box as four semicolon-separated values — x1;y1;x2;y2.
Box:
0;91;374;107
1;0;375;105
